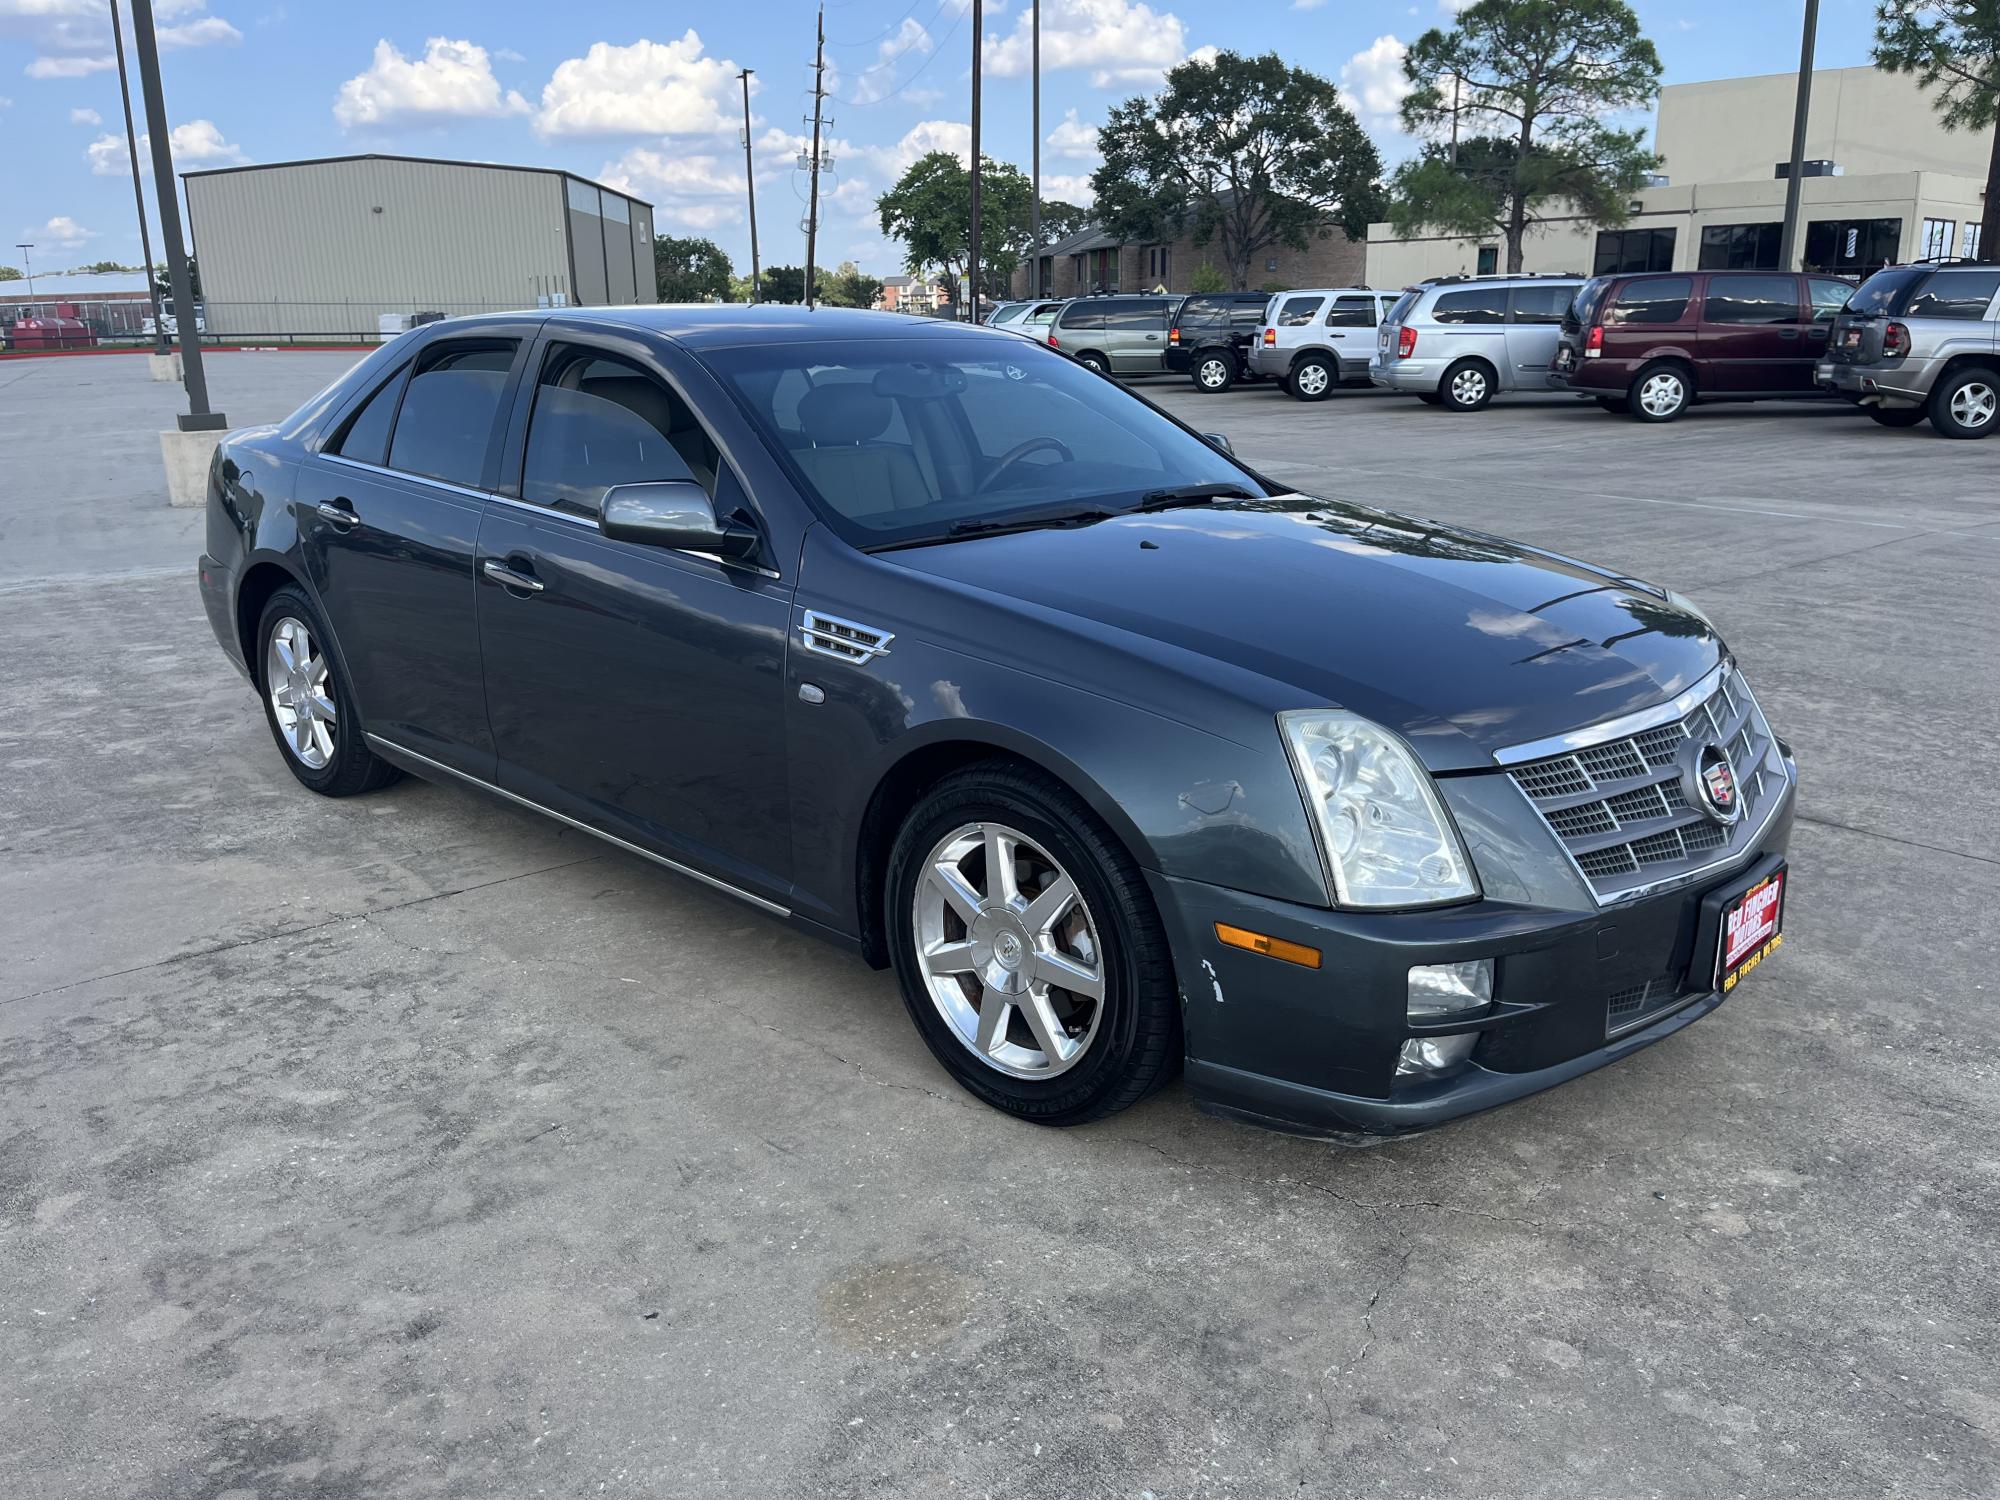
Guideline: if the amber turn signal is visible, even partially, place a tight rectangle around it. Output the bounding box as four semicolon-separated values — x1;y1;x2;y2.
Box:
1214;923;1322;969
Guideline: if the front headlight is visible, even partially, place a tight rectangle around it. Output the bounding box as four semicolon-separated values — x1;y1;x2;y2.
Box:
1279;710;1479;908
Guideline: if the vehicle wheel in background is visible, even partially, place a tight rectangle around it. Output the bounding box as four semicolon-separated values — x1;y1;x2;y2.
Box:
255;585;400;797
1288;355;1335;401
1439;359;1495;412
1075;351;1111;376
1416;392;1444;406
1864;406;1926;428
886;761;1181;1125
1193;352;1235;393
1595;396;1630;414
1629;362;1693;422
1928;367;1999;439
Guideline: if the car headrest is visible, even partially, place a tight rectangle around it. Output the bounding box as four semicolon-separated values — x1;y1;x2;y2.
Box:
579;374;677;437
798;383;892;445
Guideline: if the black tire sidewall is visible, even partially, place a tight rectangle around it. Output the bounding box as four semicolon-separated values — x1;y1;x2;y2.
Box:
1194;353;1234;392
1440;359;1494;411
885;768;1177;1124
1629;363;1691;422
1077;352;1110;376
1290;357;1333;401
1930;368;1998;439
255;585;390;796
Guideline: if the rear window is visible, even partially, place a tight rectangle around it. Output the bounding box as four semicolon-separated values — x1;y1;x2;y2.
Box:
1702;275;1800;325
1057;303;1105;331
1102;299;1167;331
1324;295;1378;328
1277;296;1325;326
1606;277;1693;325
1907;270;2000;321
1567;277;1614;330
1386;289;1420;324
1431;287;1508;325
1847;266;1930;318
384;342;516;488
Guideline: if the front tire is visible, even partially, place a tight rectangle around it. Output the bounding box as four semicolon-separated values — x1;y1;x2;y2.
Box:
255;586;399;797
1439;359;1495;412
1929;366;1999;439
886;762;1180;1125
1629;362;1693;422
1288;355;1335;401
1192;352;1235;393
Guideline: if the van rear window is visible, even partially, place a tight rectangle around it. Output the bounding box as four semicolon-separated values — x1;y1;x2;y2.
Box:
1606;277;1692;325
1847;266;1928;318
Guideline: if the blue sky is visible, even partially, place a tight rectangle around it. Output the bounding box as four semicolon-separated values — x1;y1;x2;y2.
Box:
2;0;1885;279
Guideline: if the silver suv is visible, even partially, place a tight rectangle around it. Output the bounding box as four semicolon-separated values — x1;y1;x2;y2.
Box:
1371;274;1585;411
1246;287;1395;400
1817;261;2000;438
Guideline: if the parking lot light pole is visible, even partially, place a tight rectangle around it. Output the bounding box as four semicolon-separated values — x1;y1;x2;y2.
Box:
109;0;168;356
1777;0;1820;272
129;0;223;433
14;243;33;308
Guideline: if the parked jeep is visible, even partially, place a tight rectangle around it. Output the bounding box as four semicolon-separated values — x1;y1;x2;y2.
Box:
1816;261;2000;438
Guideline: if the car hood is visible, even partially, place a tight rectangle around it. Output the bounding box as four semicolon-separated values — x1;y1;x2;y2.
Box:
887;496;1721;769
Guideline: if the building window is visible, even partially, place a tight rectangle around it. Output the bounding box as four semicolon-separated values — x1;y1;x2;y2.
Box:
1476;245;1499;275
1593;227;1676;275
1699;223;1783;270
1965;223;1984;259
1804;218;1902;273
1921;219;1957;260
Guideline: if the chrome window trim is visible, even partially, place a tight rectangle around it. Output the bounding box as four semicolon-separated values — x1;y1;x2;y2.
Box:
1491;660;1727;767
363;734;791;917
322;451;491;503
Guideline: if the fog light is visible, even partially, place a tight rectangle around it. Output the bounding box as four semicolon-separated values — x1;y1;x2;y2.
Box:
1395;1032;1478;1079
1408;959;1493;1019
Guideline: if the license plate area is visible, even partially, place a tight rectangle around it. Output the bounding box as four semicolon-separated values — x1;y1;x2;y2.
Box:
1714;865;1786;993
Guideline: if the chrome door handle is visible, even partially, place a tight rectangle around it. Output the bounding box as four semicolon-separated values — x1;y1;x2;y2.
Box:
482;559;544;593
316;500;359;528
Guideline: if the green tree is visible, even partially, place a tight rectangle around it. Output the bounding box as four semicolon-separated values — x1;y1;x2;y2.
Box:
1091;50;1383;291
1188;262;1229;293
153;258;201;299
821;260;884;308
653;234;733;302
877;151;1035;304
762;264;807;303
1392;0;1662;273
0;266;21;282
1036;199;1091;243
1875;1;2000;257
76;259;142;274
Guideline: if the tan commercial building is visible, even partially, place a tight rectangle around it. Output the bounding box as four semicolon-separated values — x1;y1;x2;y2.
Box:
1365;67;1987;286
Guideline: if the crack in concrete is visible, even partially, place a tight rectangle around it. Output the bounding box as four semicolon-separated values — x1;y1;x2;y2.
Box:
1794;812;2000;871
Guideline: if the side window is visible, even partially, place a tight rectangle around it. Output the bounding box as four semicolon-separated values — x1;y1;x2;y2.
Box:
1230;300;1268;329
1059;304;1105;331
1906;271;2000;321
329;367;407;466
1102;300;1166;331
1702;275;1801;325
1808;277;1854;321
1432;288;1508;324
1177;297;1221;328
1277;296;1325;326
521;350;720;520
384;342;518;488
1605;278;1692;325
1324;296;1378;328
1508;285;1574;325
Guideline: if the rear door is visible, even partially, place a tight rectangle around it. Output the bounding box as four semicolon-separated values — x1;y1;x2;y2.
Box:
295;327;533;779
1272;293;1328;361
1602;275;1696;372
1503;283;1575;389
1104;297;1170;372
1699;273;1807;392
1322;294;1379;376
1428;285;1511;369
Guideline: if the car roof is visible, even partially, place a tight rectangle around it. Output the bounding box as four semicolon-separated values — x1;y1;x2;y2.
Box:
1271;286;1380;297
420;304;1044;351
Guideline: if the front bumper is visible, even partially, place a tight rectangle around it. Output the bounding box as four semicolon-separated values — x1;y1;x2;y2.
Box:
1152;770;1796;1137
1368;355;1442;392
1814;360;1928;407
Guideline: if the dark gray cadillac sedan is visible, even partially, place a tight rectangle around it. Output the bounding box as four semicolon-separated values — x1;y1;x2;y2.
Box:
197;307;1795;1136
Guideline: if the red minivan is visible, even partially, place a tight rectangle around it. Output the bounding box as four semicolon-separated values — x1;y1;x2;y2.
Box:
1551;269;1855;421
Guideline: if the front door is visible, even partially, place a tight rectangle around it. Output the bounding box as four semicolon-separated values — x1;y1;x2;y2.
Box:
293;331;530;779
1699;274;1807;392
474;338;796;902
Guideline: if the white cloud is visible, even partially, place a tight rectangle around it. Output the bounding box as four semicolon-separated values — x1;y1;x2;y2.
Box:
334;37;529;130
159;15;243;49
597;146;747;234
1044;107;1099;161
88;117;247;174
847;16;935;105
986;0;1194;88
1040;172;1095;205
1340;35;1411;121
68;104;97;123
25;214;95;249
25;53;112;77
534;32;743;138
1293;0;1328;8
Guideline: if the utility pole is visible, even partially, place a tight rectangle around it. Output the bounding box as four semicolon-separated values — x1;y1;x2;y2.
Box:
14;244;33;308
130;0;223;430
967;0;982;323
1029;0;1040;298
738;68;761;302
1449;73;1461;167
804;6;827;309
109;1;167;351
1778;0;1821;272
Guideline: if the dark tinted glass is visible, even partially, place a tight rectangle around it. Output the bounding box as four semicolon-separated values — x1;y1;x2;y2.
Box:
331;369;406;465
1431;287;1508;324
1803;217;1903;273
1229;301;1267;329
1324;296;1377;327
1101;299;1167;331
1907;271;2000;320
1566;277;1614;330
1847;266;1929;317
1508;284;1574;324
1702;274;1800;324
1808;277;1854;320
522;351;719;519
1057;303;1104;330
1698;223;1783;270
1593;228;1676;274
384;343;516;487
1386;289;1420;323
1606;277;1692;325
1277;296;1325;326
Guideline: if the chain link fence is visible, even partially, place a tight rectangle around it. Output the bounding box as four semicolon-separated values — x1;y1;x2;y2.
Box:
1;297;575;351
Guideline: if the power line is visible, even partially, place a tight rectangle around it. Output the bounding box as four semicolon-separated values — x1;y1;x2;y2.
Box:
833;0;966;108
828;0;931;50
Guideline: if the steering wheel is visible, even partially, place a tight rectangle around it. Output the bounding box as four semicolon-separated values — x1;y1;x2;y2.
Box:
977;435;1075;493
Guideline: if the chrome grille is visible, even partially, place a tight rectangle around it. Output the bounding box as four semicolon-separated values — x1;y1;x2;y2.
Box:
1504;665;1787;903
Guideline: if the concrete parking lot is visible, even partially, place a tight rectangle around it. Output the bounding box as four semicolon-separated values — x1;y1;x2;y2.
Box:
3;348;1997;1499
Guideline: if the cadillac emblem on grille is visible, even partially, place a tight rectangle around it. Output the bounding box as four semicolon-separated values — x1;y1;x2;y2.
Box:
1688;742;1741;825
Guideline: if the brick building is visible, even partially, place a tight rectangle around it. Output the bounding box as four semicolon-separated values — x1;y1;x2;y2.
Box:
1010;218;1366;299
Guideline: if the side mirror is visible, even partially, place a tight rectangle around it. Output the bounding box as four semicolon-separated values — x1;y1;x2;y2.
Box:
1201;432;1234;454
600;481;759;559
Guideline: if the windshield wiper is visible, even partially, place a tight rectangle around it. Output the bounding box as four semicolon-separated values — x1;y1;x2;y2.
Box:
1134;482;1257;511
942;507;1118;539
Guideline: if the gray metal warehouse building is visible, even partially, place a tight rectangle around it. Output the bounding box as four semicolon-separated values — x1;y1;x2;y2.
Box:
183;153;656;340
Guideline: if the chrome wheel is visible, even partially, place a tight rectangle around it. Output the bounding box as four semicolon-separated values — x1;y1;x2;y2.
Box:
266;615;336;770
1449;366;1488;406
1638;371;1686;417
1949;379;1996;429
1294;362;1330;397
912;821;1106;1080
1198;357;1230;389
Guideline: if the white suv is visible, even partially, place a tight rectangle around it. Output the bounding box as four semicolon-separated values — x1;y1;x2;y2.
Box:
1245;287;1396;401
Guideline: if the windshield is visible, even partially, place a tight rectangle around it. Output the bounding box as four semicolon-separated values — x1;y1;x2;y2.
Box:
706;335;1267;548
1847;266;1930;318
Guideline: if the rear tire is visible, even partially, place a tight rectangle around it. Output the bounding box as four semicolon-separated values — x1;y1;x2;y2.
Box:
886;762;1181;1125
1928;366;1999;439
1288;355;1335;401
1416;392;1444;406
255;586;400;798
1439;359;1495;412
1595;396;1630;414
1192;352;1235;393
1864;406;1926;428
1075;351;1110;377
1629;362;1693;422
